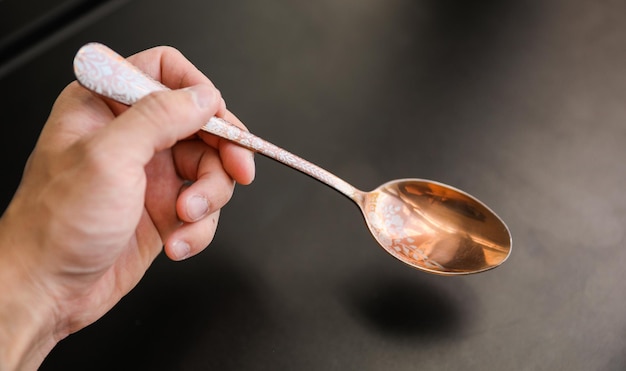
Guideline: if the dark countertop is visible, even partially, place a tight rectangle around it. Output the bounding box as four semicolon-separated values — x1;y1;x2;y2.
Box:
1;1;625;370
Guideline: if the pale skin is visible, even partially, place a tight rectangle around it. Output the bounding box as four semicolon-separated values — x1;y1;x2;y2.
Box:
0;46;255;370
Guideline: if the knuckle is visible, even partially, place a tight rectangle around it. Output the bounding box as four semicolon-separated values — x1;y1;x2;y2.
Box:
156;45;184;58
76;139;117;175
133;91;189;133
140;91;175;119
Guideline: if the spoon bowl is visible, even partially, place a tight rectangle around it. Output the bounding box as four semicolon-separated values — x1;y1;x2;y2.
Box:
359;179;510;274
73;42;512;275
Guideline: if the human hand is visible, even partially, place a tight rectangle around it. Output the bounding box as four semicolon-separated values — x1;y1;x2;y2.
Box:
0;45;255;370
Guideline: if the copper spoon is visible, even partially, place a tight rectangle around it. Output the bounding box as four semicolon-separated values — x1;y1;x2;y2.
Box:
73;42;512;275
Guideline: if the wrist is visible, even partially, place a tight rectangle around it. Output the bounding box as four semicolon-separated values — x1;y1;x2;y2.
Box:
0;213;61;370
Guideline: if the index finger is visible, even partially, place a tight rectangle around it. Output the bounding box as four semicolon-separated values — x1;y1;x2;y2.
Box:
101;46;226;117
127;46;214;89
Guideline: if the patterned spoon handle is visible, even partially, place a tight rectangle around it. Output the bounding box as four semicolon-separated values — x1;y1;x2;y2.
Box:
73;42;359;198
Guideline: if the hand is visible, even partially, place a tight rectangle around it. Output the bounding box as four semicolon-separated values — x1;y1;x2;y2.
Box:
0;46;255;370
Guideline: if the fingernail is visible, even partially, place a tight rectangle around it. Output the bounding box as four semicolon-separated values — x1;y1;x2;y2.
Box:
171;240;191;260
185;84;216;108
187;195;209;221
247;151;256;181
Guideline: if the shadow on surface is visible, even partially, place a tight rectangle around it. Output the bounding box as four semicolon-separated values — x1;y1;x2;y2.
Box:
342;267;473;340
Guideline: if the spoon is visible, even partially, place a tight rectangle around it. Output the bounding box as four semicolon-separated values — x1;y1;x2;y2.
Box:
73;42;512;275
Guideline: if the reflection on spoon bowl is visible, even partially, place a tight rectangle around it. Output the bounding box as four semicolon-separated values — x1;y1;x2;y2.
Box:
361;179;511;275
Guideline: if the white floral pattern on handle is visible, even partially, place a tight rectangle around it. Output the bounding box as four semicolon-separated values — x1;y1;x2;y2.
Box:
73;43;167;104
73;42;358;199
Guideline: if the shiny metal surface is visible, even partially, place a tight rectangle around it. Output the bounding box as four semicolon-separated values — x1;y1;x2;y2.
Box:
362;179;511;274
75;43;511;275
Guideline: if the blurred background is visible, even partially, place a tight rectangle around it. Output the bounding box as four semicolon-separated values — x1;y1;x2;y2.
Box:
1;1;625;370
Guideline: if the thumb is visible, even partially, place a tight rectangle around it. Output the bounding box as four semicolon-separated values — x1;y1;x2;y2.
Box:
95;84;221;166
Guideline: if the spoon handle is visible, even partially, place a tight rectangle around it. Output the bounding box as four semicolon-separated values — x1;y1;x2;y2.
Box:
73;42;359;198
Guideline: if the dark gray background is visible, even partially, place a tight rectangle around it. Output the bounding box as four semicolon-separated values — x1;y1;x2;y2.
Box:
1;1;625;370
